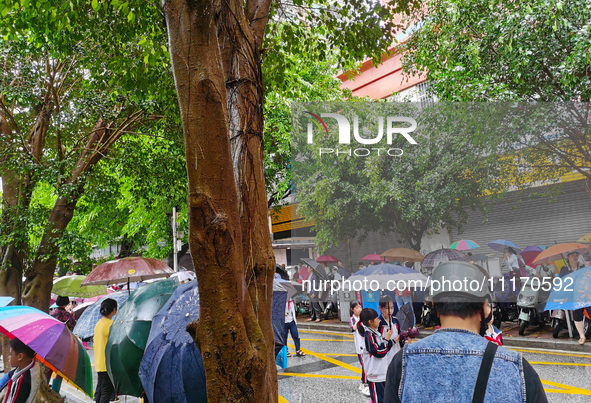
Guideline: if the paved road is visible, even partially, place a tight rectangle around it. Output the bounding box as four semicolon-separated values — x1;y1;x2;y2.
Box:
278;329;591;403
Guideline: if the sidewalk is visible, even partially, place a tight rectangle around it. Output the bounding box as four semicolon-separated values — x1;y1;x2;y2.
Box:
299;317;591;352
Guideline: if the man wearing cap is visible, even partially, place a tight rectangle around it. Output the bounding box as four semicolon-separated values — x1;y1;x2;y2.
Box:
384;261;547;402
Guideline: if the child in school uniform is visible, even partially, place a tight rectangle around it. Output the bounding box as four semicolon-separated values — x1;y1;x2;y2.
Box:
1;338;40;403
378;296;403;357
349;300;370;397
358;308;396;403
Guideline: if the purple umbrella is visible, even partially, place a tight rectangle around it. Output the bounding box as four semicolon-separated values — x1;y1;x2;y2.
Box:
488;239;521;254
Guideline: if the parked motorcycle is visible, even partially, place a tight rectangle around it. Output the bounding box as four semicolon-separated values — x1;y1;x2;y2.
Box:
552;309;591;339
492;274;520;329
517;281;550;335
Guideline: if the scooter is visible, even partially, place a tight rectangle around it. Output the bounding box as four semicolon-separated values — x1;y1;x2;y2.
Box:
492;274;520;328
517;281;550;335
552;309;591;339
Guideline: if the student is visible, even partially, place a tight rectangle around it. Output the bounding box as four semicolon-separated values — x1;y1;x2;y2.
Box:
378;296;403;357
94;298;118;403
349;300;370;397
285;298;305;357
1;338;40;403
358;308;395;403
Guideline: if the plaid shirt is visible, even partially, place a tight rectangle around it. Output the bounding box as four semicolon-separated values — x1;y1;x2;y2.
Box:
51;307;76;331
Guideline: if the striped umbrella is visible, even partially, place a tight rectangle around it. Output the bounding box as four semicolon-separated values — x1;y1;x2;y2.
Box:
0;306;92;396
450;240;480;251
422;248;469;268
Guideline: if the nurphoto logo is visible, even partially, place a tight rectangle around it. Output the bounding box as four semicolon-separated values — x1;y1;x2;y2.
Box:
305;111;418;157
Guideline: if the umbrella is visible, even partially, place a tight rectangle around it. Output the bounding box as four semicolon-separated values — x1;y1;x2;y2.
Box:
169;271;196;283
272;280;288;356
316;255;339;263
0;297;14;307
533;243;591;265
106;278;178;397
577;233;591;243
544;266;591;311
422;248;469;268
81;257;174;290
300;257;320;271
350;263;428;290
277;279;298;299
381;248;425;263
275;264;290;280
72;291;130;340
53;275;107;298
139;281;206;403
450;240;480;251
0;306;93;396
395;302;415;332
361;254;385;262
521;245;547;267
487;239;521;254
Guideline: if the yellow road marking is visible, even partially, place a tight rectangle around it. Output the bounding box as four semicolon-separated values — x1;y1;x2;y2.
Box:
530;362;591;366
287;343;361;374
322;353;358;357
509;348;591;360
279;373;359;380
299;329;354;339
299;338;354;342
278;395;290;403
541;379;591;395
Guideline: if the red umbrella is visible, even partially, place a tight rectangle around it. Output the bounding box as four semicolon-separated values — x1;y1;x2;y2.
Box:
81;257;174;290
361;254;385;262
316;255;339;263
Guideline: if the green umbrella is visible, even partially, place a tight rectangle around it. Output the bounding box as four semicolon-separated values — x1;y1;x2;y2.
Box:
52;275;107;298
105;278;178;397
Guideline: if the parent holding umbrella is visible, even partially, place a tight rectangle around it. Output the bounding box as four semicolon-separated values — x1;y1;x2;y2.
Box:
94;298;118;403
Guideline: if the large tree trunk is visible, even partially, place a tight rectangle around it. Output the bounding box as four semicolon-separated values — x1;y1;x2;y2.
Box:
163;0;277;401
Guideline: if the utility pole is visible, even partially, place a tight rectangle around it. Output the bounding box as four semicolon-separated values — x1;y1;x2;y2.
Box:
172;207;178;272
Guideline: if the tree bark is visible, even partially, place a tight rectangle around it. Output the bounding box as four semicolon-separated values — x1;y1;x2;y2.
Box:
163;0;277;400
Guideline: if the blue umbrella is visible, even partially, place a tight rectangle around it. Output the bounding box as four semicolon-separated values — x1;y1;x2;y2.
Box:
72;291;129;339
273;280;288;356
488;239;521;254
138;280;206;403
544;266;591;311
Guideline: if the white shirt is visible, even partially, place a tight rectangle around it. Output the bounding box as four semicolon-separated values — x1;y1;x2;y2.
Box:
350;314;364;355
285;300;296;324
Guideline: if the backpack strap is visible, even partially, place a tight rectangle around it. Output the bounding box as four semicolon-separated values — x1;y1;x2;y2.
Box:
472;342;498;403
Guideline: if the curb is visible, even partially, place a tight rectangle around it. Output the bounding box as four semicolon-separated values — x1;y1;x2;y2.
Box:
298;322;591;352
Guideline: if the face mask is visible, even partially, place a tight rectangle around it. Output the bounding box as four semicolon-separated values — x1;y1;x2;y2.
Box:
480;307;493;336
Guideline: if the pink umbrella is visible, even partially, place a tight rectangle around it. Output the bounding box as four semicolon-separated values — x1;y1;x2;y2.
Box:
316;255;339;263
0;306;92;396
361;254;385;262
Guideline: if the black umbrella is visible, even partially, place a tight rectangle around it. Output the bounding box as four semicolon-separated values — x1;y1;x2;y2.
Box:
275;264;289;280
395;302;415;332
300;258;329;280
